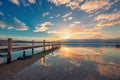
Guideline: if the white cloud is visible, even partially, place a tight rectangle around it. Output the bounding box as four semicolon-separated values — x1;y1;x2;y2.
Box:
62;12;72;21
48;0;70;6
42;12;50;17
96;20;120;27
63;19;67;21
95;11;120;21
0;18;29;31
48;0;118;14
14;18;29;30
34;22;53;32
80;0;118;13
49;16;54;19
0;21;6;28
28;0;36;4
48;0;83;10
47;21;104;39
68;17;73;20
66;0;83;10
9;0;20;6
62;12;72;18
95;11;120;28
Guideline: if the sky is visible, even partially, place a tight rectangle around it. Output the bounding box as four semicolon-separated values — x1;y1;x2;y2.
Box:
0;0;120;41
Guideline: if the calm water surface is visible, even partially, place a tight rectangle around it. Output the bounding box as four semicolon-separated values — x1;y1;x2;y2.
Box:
13;44;120;80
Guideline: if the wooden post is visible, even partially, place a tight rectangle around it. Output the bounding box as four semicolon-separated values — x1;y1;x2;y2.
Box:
32;40;34;55
23;51;26;57
54;40;55;48
7;38;12;63
49;42;51;49
59;41;60;47
52;41;53;49
43;40;45;52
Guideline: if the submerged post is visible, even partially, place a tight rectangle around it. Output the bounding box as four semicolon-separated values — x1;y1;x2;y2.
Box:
43;40;45;52
32;40;34;55
7;38;12;63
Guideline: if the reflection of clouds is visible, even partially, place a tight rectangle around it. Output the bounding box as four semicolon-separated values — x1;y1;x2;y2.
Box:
98;64;120;78
70;60;80;67
59;46;104;62
40;57;50;67
59;46;120;78
60;46;103;55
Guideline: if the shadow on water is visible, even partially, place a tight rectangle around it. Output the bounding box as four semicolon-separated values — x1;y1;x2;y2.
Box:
12;43;120;80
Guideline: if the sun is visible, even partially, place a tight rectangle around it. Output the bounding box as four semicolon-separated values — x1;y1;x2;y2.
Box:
61;32;70;39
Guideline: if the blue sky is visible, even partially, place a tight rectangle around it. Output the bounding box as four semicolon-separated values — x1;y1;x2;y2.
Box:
0;0;120;41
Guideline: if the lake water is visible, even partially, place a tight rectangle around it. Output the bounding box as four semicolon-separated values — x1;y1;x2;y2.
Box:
12;43;120;80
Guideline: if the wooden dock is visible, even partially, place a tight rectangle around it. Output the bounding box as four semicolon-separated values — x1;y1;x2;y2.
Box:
0;38;61;63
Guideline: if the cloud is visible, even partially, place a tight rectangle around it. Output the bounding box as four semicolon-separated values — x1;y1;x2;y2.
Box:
49;16;54;19
28;0;36;4
47;21;104;39
66;0;83;10
68;17;73;20
34;22;53;32
48;0;71;6
9;0;20;6
95;11;120;21
62;12;73;21
0;18;29;31
47;21;100;34
48;0;83;10
14;18;29;30
42;12;50;17
80;0;118;13
95;11;120;27
48;0;118;13
80;0;109;13
0;21;6;28
62;12;72;18
96;20;120;27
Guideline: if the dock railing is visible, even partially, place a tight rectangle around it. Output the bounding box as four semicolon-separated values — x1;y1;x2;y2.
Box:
0;38;61;63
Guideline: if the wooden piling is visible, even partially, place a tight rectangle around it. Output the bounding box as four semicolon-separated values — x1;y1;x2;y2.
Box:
52;41;54;49
7;38;12;63
43;40;45;52
49;42;51;49
23;51;26;57
54;40;55;48
32;40;34;55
